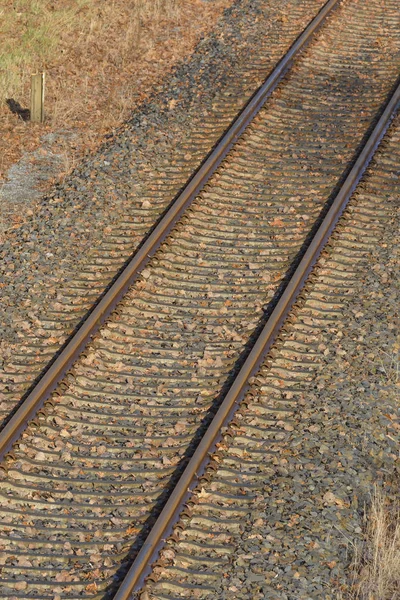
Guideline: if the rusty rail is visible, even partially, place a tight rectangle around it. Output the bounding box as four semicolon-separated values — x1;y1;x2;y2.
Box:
0;0;340;461
113;80;400;599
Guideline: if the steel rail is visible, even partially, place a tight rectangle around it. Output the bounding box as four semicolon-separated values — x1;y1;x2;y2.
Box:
113;80;400;599
0;0;340;461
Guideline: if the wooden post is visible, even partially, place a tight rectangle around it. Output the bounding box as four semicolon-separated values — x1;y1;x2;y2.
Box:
30;72;45;123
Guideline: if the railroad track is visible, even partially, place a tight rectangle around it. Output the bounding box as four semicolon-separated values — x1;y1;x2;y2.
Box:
0;0;399;598
135;114;400;600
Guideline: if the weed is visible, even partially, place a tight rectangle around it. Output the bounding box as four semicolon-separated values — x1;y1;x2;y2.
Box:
349;487;400;599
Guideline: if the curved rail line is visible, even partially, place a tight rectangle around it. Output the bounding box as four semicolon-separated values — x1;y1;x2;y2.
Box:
0;0;339;461
114;80;400;599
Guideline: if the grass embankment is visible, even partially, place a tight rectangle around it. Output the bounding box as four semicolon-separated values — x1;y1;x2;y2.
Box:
0;0;230;180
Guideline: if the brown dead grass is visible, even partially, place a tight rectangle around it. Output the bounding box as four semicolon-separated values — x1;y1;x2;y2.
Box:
0;0;231;181
349;487;400;600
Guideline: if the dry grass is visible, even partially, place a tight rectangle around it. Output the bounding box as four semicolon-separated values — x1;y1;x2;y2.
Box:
0;0;231;180
349;487;400;600
0;0;179;108
376;348;400;384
